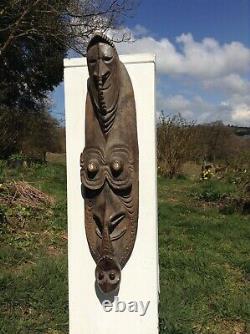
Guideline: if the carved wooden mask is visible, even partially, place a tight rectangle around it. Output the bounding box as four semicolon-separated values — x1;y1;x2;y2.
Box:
80;34;139;294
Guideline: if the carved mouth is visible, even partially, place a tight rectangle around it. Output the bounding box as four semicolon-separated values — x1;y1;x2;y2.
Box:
95;72;111;91
99;82;111;91
102;71;111;85
94;212;127;240
95;228;127;241
110;227;126;241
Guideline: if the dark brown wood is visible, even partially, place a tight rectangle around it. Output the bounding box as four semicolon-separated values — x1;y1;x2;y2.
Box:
80;33;139;294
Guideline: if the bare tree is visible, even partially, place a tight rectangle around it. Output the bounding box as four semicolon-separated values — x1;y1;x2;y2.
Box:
157;113;195;178
0;0;136;56
191;122;239;164
0;0;137;159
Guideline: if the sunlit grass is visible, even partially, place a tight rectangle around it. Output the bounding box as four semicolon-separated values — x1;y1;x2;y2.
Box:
0;164;249;333
158;177;250;334
0;162;68;334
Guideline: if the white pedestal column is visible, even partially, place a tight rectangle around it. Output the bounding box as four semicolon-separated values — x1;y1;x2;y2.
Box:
64;54;158;334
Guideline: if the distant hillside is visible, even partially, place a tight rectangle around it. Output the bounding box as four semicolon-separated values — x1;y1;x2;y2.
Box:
229;125;250;137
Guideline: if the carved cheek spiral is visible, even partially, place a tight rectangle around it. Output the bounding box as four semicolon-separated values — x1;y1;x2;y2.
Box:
80;151;105;190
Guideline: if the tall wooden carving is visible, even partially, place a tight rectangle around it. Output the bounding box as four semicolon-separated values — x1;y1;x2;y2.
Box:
80;34;139;294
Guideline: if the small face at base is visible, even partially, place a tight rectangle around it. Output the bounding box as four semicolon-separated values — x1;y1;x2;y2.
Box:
95;256;121;294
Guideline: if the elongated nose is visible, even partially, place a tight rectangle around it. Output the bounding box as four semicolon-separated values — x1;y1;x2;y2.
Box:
93;60;110;85
93;183;124;254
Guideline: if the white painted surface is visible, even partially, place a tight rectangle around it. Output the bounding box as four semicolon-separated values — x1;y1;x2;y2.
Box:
64;54;158;334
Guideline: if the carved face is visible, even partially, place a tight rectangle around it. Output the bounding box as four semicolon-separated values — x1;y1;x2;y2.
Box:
80;145;138;294
87;42;120;115
95;256;121;294
82;34;138;295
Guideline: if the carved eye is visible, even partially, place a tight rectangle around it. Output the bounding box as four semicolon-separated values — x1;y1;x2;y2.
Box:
89;58;97;65
98;272;104;280
87;160;99;177
103;55;113;63
111;159;123;176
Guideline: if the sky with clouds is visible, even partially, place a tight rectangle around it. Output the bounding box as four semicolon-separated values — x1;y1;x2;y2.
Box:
52;0;250;126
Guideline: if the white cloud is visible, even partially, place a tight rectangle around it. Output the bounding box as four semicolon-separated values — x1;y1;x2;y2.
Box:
157;94;194;119
157;93;209;121
158;92;250;126
113;26;250;125
133;24;149;37
203;74;250;94
231;104;250;122
226;95;250;123
117;30;250;80
160;94;191;111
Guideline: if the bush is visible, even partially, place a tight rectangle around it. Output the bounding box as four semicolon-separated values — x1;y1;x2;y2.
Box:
0;160;7;181
191;180;235;203
157;113;195;178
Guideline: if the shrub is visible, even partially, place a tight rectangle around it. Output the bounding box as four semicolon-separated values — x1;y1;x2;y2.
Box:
157;113;195;178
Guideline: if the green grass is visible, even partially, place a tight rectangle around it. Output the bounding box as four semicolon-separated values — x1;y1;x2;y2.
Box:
0;165;249;333
158;176;250;334
0;163;68;334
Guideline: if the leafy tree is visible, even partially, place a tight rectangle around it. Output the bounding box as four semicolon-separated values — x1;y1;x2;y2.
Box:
20;106;63;159
0;0;135;109
0;0;135;156
0;101;62;158
0;106;20;157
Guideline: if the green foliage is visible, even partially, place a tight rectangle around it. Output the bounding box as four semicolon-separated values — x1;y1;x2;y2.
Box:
0;1;67;111
0;257;68;334
0;160;7;180
8;153;27;161
0;0;135;110
191;180;232;202
0;162;68;333
190;180;235;202
0;104;64;158
1;163;249;333
197;188;221;202
158;176;250;334
0;1;133;158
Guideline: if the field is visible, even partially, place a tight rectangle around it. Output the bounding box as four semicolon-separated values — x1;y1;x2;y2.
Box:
158;176;249;334
0;162;249;334
0;162;68;334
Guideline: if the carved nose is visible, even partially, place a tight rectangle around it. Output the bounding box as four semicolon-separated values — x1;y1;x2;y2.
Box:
94;185;124;254
93;60;110;86
94;184;124;227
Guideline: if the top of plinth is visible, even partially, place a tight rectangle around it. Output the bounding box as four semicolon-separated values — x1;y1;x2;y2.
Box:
64;53;155;68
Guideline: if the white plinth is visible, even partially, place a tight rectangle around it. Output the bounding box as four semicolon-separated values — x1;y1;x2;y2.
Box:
64;54;158;334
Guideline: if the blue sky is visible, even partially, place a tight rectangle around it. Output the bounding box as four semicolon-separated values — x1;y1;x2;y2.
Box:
127;0;250;46
52;0;250;125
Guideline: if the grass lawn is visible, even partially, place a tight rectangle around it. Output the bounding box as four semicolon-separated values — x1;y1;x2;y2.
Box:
0;163;249;333
158;176;249;334
0;163;68;334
